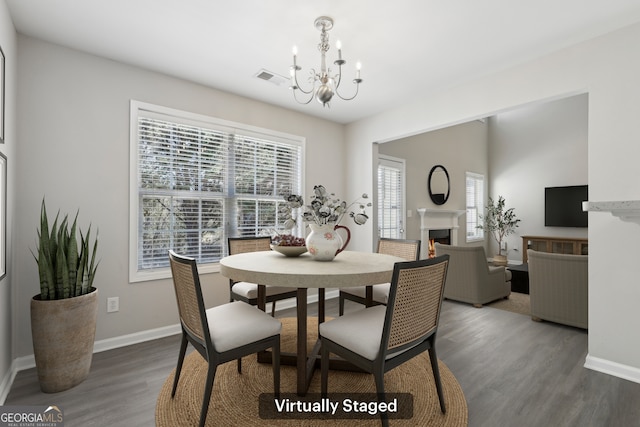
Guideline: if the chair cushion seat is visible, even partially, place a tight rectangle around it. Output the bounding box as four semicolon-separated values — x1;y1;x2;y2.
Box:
206;301;282;353
231;282;295;299
341;283;390;304
319;305;387;360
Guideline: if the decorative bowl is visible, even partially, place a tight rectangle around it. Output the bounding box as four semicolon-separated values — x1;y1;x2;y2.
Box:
270;244;308;257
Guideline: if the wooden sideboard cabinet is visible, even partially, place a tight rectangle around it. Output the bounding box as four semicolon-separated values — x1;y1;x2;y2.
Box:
521;235;588;263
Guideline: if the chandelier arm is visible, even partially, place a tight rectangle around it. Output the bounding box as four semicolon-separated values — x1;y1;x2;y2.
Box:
334;82;361;101
333;59;362;101
290;67;316;95
334;71;362;101
291;88;315;105
333;63;343;90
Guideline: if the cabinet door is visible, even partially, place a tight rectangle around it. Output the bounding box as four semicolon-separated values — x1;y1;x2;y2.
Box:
529;240;547;252
552;241;574;254
579;242;588;255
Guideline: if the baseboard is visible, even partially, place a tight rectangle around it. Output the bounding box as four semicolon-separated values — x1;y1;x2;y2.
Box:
584;354;640;384
1;289;339;402
11;322;184;376
93;323;182;354
0;359;19;405
1;323;182;404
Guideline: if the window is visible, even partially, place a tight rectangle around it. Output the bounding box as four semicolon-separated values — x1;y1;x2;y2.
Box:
466;172;484;242
377;155;406;239
129;101;304;282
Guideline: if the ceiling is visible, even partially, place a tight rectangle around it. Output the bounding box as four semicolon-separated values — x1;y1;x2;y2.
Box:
6;0;640;124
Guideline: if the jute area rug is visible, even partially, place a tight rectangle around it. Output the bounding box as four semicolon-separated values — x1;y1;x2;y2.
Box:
156;317;468;426
487;292;530;316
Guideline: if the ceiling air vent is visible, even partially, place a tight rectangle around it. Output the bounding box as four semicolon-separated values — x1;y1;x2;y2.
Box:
255;69;289;87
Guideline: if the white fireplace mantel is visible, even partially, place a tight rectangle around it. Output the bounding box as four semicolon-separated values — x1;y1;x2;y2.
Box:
583;200;640;225
417;208;465;259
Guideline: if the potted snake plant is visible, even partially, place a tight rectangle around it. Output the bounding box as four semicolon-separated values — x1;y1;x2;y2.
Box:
30;199;99;393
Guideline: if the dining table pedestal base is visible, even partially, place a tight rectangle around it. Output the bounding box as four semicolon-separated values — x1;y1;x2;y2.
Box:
256;287;367;396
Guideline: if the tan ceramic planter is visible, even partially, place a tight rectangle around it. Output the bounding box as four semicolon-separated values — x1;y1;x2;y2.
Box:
493;254;508;266
30;288;98;393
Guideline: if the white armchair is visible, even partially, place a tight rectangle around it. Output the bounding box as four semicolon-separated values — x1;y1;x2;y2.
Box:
434;243;511;307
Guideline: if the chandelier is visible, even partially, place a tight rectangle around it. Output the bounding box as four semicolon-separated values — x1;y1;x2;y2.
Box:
289;16;362;107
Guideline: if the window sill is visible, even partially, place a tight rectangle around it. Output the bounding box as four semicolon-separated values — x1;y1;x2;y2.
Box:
129;261;221;283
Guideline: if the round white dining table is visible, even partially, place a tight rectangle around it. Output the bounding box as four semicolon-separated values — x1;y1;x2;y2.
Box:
219;250;404;396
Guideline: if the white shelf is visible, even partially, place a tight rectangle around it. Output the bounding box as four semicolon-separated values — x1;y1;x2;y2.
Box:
583;201;640;224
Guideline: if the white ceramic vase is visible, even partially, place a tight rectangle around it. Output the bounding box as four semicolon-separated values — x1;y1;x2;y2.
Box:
306;223;350;261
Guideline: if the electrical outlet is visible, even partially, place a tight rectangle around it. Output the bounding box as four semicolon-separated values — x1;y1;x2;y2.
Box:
500;241;507;251
107;297;119;313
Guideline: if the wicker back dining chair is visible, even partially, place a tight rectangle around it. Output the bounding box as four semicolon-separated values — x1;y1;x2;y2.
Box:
338;238;421;315
228;236;298;316
320;255;449;426
169;250;281;427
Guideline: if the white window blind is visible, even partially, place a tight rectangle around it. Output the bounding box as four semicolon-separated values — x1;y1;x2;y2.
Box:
130;101;303;282
466;172;484;242
377;156;405;239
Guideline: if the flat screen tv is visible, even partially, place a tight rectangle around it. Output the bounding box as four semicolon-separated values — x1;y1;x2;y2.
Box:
545;185;588;227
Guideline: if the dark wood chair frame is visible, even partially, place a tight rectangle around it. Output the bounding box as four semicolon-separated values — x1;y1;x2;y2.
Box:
228;236;298;316
169;250;281;427
321;255;449;427
338;238;422;315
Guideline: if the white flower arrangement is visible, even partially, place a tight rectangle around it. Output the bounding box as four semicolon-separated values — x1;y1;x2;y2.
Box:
280;185;371;229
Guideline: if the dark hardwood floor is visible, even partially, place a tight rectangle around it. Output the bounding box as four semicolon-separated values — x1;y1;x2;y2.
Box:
5;298;640;426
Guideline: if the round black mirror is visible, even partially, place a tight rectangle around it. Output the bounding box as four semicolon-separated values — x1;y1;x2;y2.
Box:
428;165;450;205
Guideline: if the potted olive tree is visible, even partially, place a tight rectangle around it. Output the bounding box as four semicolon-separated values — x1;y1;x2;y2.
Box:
478;196;520;265
30;199;99;393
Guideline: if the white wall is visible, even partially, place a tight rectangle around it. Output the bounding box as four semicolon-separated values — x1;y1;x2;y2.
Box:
378;120;489;244
0;0;17;401
488;93;589;262
13;35;345;358
346;22;640;382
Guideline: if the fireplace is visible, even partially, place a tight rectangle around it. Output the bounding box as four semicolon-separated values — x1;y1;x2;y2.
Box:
428;229;451;258
417;208;465;259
